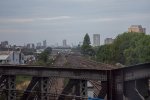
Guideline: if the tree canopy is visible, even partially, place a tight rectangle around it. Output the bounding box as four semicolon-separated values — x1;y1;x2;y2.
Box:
96;32;150;65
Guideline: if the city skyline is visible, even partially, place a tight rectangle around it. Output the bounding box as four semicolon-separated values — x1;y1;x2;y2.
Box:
0;0;150;46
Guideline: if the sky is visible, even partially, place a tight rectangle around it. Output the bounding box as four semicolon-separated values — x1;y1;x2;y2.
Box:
0;0;150;46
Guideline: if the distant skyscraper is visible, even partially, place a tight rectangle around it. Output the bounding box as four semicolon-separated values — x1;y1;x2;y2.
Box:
26;43;31;49
93;34;100;46
37;42;41;47
63;40;67;47
104;38;114;45
128;25;146;33
43;40;47;48
27;43;35;49
31;43;35;49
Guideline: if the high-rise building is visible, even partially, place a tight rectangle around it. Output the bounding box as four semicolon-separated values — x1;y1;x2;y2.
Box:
104;38;114;45
31;44;35;49
1;41;8;48
93;34;100;46
128;25;146;33
63;40;67;47
26;43;35;49
43;40;47;48
26;44;31;49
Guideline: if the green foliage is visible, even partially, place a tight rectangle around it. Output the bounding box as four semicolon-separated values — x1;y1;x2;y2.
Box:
44;47;52;54
81;33;95;56
112;32;145;64
96;32;150;65
83;33;91;45
16;75;31;84
39;51;49;62
96;44;115;64
36;47;52;65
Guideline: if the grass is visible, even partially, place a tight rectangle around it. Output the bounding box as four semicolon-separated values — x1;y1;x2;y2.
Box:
16;75;32;85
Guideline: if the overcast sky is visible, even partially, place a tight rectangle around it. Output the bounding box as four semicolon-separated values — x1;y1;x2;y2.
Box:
0;0;150;46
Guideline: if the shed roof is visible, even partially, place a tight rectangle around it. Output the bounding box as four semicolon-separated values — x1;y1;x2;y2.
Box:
0;55;9;60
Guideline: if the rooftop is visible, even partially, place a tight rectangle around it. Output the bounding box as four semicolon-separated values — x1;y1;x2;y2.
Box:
130;25;143;28
0;55;9;60
0;51;13;55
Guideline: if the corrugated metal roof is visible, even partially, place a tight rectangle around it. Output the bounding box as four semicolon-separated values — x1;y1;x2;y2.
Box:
0;55;9;60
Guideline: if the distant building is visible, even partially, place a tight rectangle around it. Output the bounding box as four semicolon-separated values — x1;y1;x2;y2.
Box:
0;51;24;64
63;40;67;47
37;42;41;47
128;25;146;33
24;55;36;64
26;43;35;49
105;38;114;45
1;41;8;48
31;44;35;49
43;40;47;48
78;42;83;47
14;46;24;51
36;42;42;49
26;44;31;49
36;49;44;54
93;34;100;46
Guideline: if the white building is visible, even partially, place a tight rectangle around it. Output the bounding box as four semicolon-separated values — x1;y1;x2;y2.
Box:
0;51;24;64
93;34;100;46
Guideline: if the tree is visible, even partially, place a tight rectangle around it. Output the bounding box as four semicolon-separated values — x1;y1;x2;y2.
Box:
38;47;52;63
44;47;52;54
81;33;94;55
96;44;115;64
83;33;91;46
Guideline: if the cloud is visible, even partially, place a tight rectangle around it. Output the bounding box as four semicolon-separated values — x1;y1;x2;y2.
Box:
81;13;150;23
37;16;71;21
61;0;98;2
0;16;71;24
124;13;150;20
0;13;149;26
0;18;34;24
86;18;117;22
0;29;33;33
